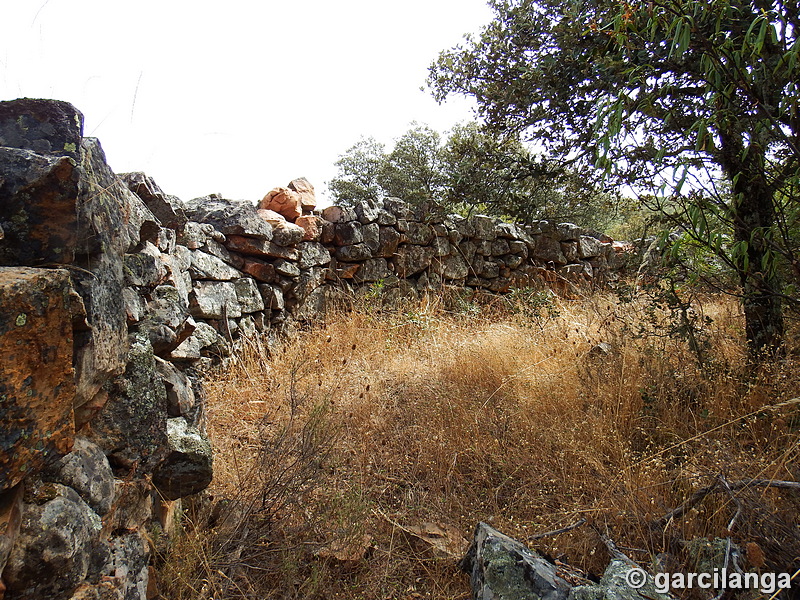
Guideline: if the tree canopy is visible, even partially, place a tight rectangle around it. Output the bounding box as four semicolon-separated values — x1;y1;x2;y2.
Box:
328;121;618;229
429;0;800;356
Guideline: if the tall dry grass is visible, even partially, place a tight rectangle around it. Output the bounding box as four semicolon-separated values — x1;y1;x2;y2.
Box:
157;287;800;599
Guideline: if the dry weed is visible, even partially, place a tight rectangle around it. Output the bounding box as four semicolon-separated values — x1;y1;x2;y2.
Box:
158;289;800;599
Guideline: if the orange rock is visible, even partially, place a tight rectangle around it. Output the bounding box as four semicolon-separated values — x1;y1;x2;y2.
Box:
258;187;302;221
295;215;322;241
0;267;76;493
288;177;316;213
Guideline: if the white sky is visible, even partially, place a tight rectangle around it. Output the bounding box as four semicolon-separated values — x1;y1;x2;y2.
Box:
1;0;493;205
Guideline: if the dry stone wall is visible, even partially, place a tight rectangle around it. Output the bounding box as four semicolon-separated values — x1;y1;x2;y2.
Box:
0;99;630;600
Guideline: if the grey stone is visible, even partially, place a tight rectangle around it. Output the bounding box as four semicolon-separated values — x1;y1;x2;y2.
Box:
383;197;413;219
3;484;105;600
184;197;273;240
201;239;245;270
557;222;582;241
259;284;285;310
431;253;469;280
274;259;300;278
496;222;522;239
123;242;166;288
335;243;373;262
154;357;197;418
376;226;402;258
234;277;265;313
362;222;381;253
391;244;435;277
120;171;188;232
470;214;497;240
86;332;168;473
177;221;216;250
105;532;150;600
460;522;572;600
0;98;84;161
298;242;331;269
271;220;305;246
189;250;241;281
321;205;357;223
578;235;603;259
224;235;299;261
333;221;364;246
353;199;381;224
152;417;213;501
43;437;115;516
402;222;435;245
354;258;391;283
533;236;568;265
561;241;580;263
189;281;241;320
491;239;511;256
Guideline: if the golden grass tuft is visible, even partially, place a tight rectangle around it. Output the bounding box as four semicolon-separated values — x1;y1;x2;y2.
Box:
158;289;800;599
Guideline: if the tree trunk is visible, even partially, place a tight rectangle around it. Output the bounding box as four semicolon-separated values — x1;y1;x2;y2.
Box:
719;131;785;359
730;167;785;359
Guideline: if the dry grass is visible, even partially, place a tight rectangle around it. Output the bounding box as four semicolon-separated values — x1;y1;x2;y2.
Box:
157;287;800;599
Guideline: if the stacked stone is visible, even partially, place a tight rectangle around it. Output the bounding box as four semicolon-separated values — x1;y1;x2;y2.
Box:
0;98;632;600
316;197;626;300
0;99;211;600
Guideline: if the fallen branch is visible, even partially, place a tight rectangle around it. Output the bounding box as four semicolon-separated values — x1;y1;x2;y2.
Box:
530;518;587;540
652;477;800;530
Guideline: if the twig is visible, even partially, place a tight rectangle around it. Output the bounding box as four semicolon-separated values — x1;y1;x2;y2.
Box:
592;525;632;562
717;476;742;532
530;518;587;540
652;477;800;530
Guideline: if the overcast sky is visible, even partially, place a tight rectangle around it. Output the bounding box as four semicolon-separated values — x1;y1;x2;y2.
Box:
1;0;493;205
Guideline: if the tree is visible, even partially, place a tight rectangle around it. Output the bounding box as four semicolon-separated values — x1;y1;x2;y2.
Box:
429;0;800;357
329;121;618;229
379;123;448;205
328;137;386;206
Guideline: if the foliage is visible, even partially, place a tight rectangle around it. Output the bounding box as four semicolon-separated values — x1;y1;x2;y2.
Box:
329;121;621;229
428;0;800;356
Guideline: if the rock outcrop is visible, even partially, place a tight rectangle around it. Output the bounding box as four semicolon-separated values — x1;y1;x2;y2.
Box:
0;98;632;599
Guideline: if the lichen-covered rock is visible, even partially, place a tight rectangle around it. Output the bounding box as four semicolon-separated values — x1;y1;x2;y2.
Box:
298;242;331;269
224;235;299;261
85;332;168;473
354;258;391;283
119;171;188;232
153;357;196;418
461;522;572;600
270;220;305;247
431;253;469;280
105;531;150;600
392;245;435;277
334;243;372;262
188;249;242;281
234;277;265;313
185;197;274;240
0;98;84;160
376;226;402;258
3;483;105;600
469;215;497;241
152;418;212;501
41;437;115;516
0;148;81;265
402;222;435;245
0;267;76;494
188;281;241;320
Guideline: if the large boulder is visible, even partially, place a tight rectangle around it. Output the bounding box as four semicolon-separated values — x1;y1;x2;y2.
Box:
0;267;76;494
85;332;168;474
